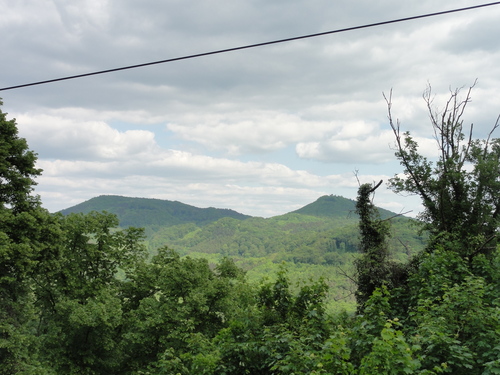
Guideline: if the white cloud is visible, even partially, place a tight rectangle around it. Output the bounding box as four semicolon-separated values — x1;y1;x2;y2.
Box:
296;126;394;163
16;114;159;161
167;110;335;154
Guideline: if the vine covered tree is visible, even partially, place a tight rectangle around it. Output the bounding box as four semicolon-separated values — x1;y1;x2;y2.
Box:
354;181;391;307
385;82;500;261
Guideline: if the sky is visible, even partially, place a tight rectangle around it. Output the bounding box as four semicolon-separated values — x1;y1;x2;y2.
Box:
1;0;500;218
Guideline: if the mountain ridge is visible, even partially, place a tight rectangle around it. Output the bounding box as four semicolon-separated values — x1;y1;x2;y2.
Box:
58;194;424;265
59;195;252;228
59;194;400;228
292;194;396;220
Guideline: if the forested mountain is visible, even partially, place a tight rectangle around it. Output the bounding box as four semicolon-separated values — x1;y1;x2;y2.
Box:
60;193;394;227
291;194;395;219
59;195;251;227
60;194;424;264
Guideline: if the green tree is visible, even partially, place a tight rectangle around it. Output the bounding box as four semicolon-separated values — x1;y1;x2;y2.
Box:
34;211;147;374
0;100;62;374
383;84;500;373
118;248;248;374
214;267;331;375
56;211;147;300
0;101;41;212
386;83;500;261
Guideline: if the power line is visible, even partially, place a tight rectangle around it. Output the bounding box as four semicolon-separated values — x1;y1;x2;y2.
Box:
2;1;500;92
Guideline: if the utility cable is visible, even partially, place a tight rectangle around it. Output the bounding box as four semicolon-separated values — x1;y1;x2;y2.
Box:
1;1;500;92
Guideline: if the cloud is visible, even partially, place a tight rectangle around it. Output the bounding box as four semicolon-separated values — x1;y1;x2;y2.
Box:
16;114;159;161
3;0;500;218
167;111;335;154
439;12;500;54
295;120;395;163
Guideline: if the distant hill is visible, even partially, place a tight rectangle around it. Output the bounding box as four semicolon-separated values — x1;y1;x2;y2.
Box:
58;194;424;265
60;194;400;229
292;195;396;220
59;195;252;228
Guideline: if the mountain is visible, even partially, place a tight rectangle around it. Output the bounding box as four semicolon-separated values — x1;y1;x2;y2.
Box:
59;195;424;265
292;194;396;220
59;195;252;228
60;194;398;228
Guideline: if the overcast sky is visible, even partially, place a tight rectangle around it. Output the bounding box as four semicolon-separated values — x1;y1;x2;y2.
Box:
1;0;500;217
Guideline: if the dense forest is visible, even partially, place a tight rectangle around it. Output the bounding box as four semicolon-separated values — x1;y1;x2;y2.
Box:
1;85;499;375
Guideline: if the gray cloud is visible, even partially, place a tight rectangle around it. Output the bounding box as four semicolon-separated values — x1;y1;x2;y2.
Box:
2;0;500;217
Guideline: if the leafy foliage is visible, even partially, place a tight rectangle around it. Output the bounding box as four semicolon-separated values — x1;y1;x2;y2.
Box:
0;102;62;374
